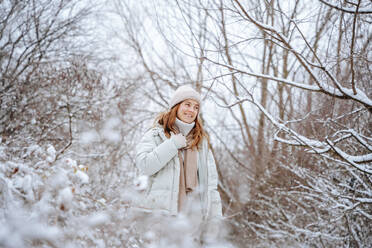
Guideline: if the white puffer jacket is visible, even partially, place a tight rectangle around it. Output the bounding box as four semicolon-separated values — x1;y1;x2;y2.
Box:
135;125;222;222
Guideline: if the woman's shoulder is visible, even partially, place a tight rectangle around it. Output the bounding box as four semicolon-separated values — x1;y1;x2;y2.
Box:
141;124;165;139
148;124;163;135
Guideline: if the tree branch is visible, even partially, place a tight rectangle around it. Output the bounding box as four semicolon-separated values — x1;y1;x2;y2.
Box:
318;0;372;14
350;0;361;95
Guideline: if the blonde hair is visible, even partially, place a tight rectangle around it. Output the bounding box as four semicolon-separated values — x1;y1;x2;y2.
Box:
154;103;207;149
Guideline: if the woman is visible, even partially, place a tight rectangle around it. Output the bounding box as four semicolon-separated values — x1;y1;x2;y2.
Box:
135;85;222;242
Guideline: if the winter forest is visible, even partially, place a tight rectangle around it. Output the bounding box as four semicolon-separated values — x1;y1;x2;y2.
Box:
0;0;371;247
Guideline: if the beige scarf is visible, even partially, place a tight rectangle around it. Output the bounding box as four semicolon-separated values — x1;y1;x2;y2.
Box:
176;131;198;212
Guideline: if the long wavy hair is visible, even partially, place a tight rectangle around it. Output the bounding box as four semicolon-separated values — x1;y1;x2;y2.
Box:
154;102;207;149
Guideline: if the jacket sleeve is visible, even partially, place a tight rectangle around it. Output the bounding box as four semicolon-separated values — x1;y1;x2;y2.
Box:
135;129;179;176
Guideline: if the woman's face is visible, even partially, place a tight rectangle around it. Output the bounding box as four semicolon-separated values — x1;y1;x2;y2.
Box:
177;99;199;123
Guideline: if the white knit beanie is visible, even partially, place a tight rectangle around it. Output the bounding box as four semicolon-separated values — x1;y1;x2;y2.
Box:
169;85;201;110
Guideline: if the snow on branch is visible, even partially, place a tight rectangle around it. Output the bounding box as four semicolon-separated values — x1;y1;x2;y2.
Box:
204;55;372;111
326;139;372;174
231;0;372;111
334;129;372;151
219;91;372;175
204;57;321;92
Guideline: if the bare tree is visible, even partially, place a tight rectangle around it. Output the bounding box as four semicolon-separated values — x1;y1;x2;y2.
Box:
0;0;93;145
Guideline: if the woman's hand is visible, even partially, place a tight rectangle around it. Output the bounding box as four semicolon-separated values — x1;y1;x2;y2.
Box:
171;133;187;149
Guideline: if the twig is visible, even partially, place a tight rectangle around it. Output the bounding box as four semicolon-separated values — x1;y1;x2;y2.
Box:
350;0;361;95
318;0;372;14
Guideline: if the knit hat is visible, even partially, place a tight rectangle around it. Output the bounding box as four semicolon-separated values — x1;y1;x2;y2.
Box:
169;85;201;109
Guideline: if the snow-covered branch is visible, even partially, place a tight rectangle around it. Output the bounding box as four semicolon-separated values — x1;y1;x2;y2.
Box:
325;139;372;174
231;0;372;112
334;129;372;151
205;56;372;111
220;91;372;175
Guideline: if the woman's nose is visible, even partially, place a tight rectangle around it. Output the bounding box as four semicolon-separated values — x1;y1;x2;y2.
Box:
187;107;195;113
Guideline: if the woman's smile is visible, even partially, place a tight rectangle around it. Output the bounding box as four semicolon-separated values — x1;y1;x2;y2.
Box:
183;112;195;119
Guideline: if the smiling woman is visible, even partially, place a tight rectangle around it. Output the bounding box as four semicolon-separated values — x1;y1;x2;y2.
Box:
135;85;223;245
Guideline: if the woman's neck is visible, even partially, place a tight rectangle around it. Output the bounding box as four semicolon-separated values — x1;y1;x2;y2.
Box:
175;118;195;136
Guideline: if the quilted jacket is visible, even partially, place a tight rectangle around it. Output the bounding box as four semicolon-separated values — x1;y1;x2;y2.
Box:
135;125;222;223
